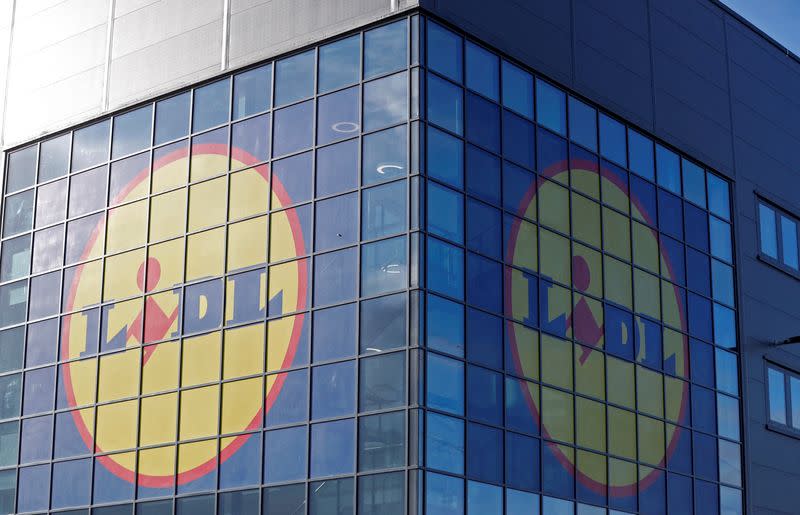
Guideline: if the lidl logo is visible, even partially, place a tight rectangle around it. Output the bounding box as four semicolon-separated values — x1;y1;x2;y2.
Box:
60;143;307;487
506;159;688;497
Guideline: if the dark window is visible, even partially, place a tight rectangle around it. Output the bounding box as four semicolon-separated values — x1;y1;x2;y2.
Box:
767;364;800;432
427;22;462;83
758;198;800;273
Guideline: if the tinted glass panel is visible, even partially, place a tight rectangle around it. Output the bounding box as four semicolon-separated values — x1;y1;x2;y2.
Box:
155;92;190;144
465;42;499;100
233;64;271;119
364;20;407;79
275;50;315;106
112;105;152;158
39;134;71;181
319;35;360;93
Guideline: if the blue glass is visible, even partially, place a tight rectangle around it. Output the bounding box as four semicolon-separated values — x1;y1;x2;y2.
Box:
465;309;501;367
605;305;634;361
155;92;190;144
693;432;718;481
360;293;406;353
466;253;501;313
177;495;214;515
627;129;655;181
466;199;501;259
428;74;463;135
638;471;666;515
112;105;152;158
466;145;501;204
717;393;740;441
781;214;800;270
319;35;360;93
361;236;407;296
711;260;735;306
660;235;686;285
0;327;23;374
688;293;712;342
691;384;717;434
359;472;404;515
314;246;357;306
6;145;36;193
265;369;308;426
359;411;404;471
359;352;405;411
219;489;259;514
317;139;358;196
363;72;408;131
690;339;714;388
686;248;710;296
468;481;502;515
232;113;270;163
716;349;739;396
501;60;533;119
537;127;568;176
655;144;680;194
682;158;706;208
193;79;230;132
273;152;313;206
543;442;573;498
427;237;464;300
505;432;540;491
658;190;683;240
568;97;597;151
667;473;693;515
24;318;57;368
427;412;464;473
720;486;742;515
318;86;360;145
426;472;464;515
363;126;407;186
0;281;27;327
598;114;626;166
275;50;315;106
536;78;566;135
759;203;778;259
768;367;786;424
507;489;539;515
427;126;464;188
466;93;501;152
0;373;21;419
313;303;356;362
503;110;535;169
311;418;355;477
71;120;110;171
273;100;314;157
23;366;55;415
714;303;736;348
312;361;356;419
51;458;91;509
3;189;34;237
264;426;307;483
466;423;502;482
363;180;406;240
20;414;52;463
427;22;462;82
543;497;572;515
707;173;730;220
467;365;502;424
505;377;538;434
0;469;13;514
427;352;465;415
39;133;70;181
428;182;463;244
233;64;271;119
465;42;499;100
315;192;358;250
630;175;657;226
364;20;407;79
427;294;465;357
17;464;50;512
684;203;709;251
503;163;535;220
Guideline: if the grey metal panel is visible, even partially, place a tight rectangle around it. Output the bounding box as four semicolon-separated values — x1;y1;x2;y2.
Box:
577;0;649;40
729;62;800;145
107;20;222;108
114;0;160;17
12;0;108;56
652;0;725;52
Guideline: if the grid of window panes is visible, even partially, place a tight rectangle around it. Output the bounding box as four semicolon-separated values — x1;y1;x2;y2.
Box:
0;17;414;515
418;17;742;515
766;364;800;433
757;199;800;275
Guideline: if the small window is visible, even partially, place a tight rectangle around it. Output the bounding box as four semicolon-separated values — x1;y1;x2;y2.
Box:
767;364;800;432
758;198;800;273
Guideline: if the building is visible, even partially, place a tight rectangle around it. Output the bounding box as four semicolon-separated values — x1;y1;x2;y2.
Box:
0;0;798;513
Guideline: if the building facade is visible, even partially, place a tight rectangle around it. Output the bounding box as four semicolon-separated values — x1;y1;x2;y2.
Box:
0;1;796;514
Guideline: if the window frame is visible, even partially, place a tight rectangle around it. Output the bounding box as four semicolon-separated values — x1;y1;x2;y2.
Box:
756;195;800;278
765;361;800;438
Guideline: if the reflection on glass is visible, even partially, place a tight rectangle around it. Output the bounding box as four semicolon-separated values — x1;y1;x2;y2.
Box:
536;78;566;135
427;22;462;83
109;152;149;205
427;127;463;188
359;411;404;471
193;79;230;132
232;114;271;164
318;86;360;145
275;50;315;106
312;361;356;419
768;367;786;424
599;113;626;167
3;189;34;237
656;143;680;194
502;60;534;119
361;236;407;296
781;215;799;269
311;419;355;477
360;352;404;411
273;100;314;157
68;166;107;218
0;235;30;281
363;72;408;132
315;192;358;250
759;203;778;259
319;35;360;93
155;92;190;145
568;96;597;151
310;477;353;515
233;64;271;119
6;145;37;193
0;281;26;327
425;472;463;515
39;134;70;182
314;247;357;306
112;105;152;158
426;412;464;473
72;120;110;172
362;180;406;240
317;139;358;196
360;293;406;353
358;472;404;515
363;126;407;186
465;41;499;100
0;327;24;373
427;73;463;135
364;20;407;79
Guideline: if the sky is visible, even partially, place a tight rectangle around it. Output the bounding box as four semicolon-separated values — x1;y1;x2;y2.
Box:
721;0;800;54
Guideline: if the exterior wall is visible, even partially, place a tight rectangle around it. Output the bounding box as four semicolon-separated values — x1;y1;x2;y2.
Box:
418;1;800;513
0;0;416;147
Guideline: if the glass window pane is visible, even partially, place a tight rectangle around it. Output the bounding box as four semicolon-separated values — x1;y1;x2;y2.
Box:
427;22;462;82
72;120;110;171
360;293;406;353
112;105;152;158
33;225;64;274
781;215;799;269
503;110;536;170
312;361;355;419
276;50;315;106
264;426;307;483
39;133;70;181
467;366;502;425
316;192;358;250
362;236;407;296
219;489;259;515
502;60;533;119
233;64;271;119
427;352;464;415
428;182;463;244
155;92;190;144
313;303;356;362
536;78;566;135
466;93;500;153
364;20;407;79
468;481;502;515
465;42;499;100
317;138;358;196
177;495;214;515
192;79;230;132
359;411;405;471
0;281;27;327
363;180;406;240
69;165;107;218
35;177;67;228
428;126;464;188
427;294;464;357
310;477;354;515
656;143;680;194
426;472;464;515
427;412;464;473
759;203;778;259
1;234;30;281
0;327;24;373
568;96;597;151
273;152;313;207
6;145;36;193
628;128;654;180
507;488;539;515
363;71;407;132
318;86;360;145
767;368;785;425
428;73;463;135
3;189;34;237
707;172;730;220
311;418;355;477
359;472;404;515
363;125;407;186
0;373;21;419
273;100;314;157
713;303;736;348
683;158;706;207
263;483;306;514
0;421;19;466
427;237;464;300
319;35;360;93
599;113;625;166
17;464;50;512
505;431;540;491
20;414;52;463
360;351;405;411
466;145;500;204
